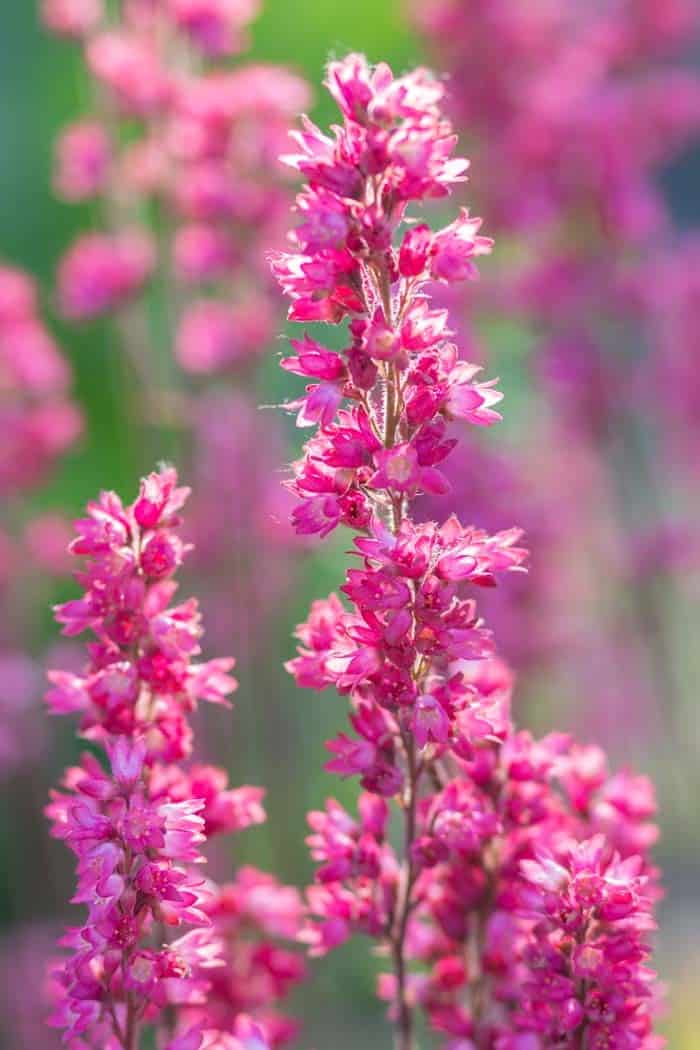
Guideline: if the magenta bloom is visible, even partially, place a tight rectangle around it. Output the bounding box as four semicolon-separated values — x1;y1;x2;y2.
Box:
57;230;155;319
54;121;111;201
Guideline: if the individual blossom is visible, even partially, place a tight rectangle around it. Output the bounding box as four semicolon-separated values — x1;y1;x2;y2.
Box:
57;230;155;320
53;121;112;201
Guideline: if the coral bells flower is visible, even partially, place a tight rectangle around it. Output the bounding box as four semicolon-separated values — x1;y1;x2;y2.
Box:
57;230;155;319
47;467;235;756
272;55;500;542
276;54;664;1050
517;836;660;1047
47;469;304;1047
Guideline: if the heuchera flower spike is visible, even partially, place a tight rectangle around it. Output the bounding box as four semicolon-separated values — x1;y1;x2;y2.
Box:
276;54;663;1050
46;468;305;1048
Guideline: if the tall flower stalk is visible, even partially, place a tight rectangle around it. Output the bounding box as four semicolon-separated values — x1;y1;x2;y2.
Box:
276;55;663;1050
46;468;305;1049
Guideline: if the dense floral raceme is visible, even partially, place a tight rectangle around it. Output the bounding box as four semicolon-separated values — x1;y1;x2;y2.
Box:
410;0;700;738
276;54;664;1049
46;468;304;1049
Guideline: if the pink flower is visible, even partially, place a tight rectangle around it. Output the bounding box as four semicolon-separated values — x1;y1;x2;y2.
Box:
176;300;273;373
412;693;450;748
363;309;402;362
444;363;503;425
54;122;111;200
41;0;103;37
169;0;259;57
174;225;238;283
430;209;494;282
57;231;154;319
370;444;421;493
87;31;171;116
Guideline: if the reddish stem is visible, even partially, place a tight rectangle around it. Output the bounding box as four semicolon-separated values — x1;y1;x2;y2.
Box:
391;733;419;1050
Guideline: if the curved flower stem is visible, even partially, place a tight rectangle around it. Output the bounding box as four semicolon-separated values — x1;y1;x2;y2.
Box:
392;732;420;1050
123;995;139;1050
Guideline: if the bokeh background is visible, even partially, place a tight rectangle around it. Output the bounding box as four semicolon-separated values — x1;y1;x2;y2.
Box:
0;1;699;1047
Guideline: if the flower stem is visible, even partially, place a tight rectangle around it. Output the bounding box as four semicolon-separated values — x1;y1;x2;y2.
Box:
392;733;419;1050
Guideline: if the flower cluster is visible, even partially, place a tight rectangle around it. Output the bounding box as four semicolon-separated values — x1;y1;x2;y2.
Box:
277;54;664;1049
273;55;497;541
306;672;662;1048
46;468;304;1048
45;0;309;378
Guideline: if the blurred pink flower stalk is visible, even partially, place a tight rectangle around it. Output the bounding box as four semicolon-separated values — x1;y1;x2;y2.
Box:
412;0;700;746
44;0;312;671
0;262;81;778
